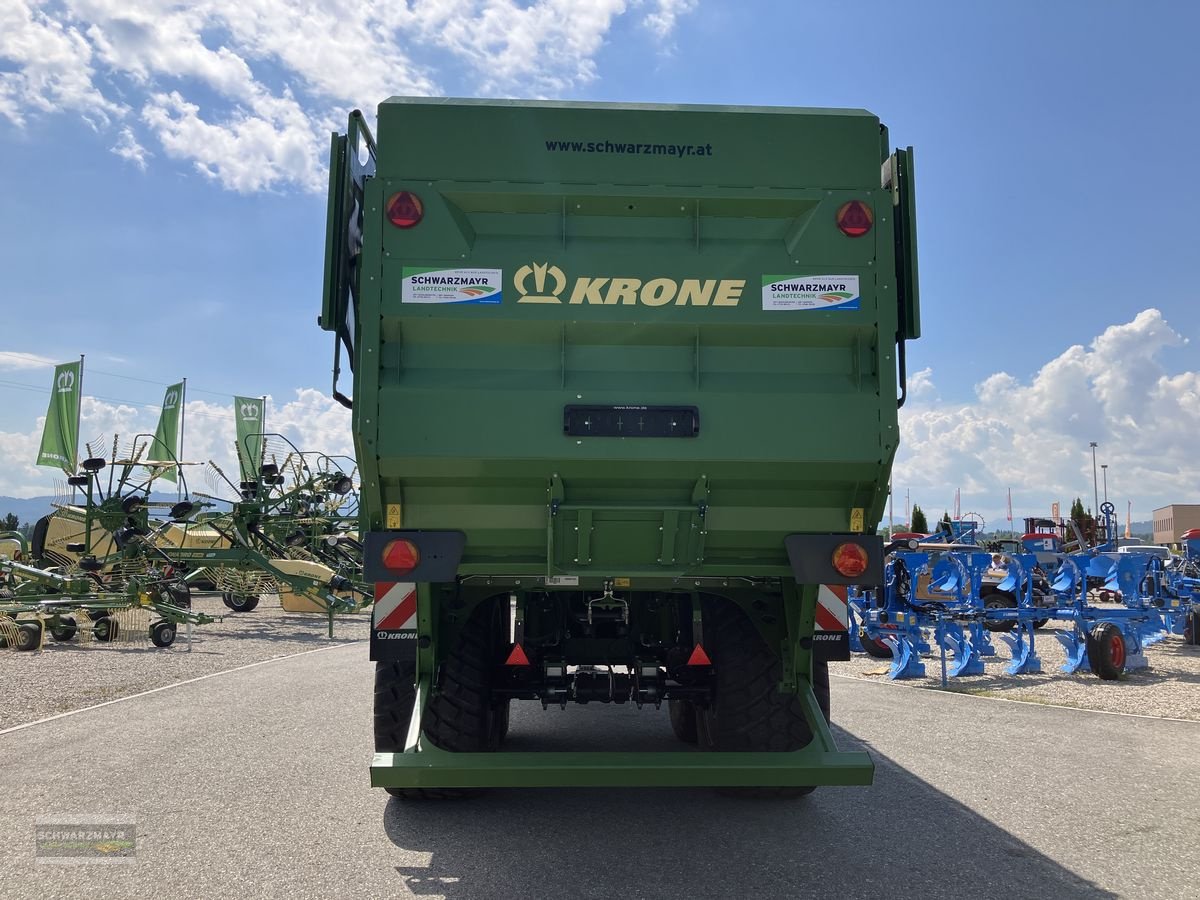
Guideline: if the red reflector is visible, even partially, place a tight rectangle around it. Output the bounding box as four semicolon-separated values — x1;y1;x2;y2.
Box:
832;542;870;578
686;644;712;666
836;200;873;237
505;644;530;666
381;539;420;575
385;191;424;228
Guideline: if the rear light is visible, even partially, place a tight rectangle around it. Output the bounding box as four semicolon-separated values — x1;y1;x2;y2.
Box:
385;191;424;228
836;200;873;237
382;538;421;575
831;542;869;578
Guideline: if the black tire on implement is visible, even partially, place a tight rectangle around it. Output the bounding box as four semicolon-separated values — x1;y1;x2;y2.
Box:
16;621;43;652
1086;622;1127;680
222;592;259;612
697;598;830;798
983;592;1017;632
49;616;78;642
668;699;699;743
375;597;507;800
859;630;893;659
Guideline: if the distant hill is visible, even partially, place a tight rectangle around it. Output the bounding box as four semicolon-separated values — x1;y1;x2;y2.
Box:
0;493;184;526
0;496;59;525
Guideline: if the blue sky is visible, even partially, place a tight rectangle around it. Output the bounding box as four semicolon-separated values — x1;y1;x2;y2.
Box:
1;0;1197;529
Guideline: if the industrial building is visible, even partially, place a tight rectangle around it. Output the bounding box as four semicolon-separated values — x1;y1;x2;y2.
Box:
1152;503;1200;545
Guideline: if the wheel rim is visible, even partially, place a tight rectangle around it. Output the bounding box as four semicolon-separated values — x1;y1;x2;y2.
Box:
1109;633;1125;669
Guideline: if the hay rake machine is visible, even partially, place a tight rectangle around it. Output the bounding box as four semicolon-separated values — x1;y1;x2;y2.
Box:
0;553;217;651
28;434;370;638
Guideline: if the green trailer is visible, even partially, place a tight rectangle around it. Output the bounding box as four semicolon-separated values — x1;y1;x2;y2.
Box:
321;98;920;796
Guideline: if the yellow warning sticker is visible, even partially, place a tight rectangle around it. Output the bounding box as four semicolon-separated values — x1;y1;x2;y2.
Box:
614;577;631;588
850;508;865;533
386;503;402;529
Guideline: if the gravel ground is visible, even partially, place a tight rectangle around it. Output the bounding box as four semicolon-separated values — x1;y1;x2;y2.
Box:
0;594;368;730
832;612;1200;720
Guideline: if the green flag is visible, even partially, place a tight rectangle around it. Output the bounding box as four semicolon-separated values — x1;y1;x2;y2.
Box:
36;360;83;474
151;382;185;483
234;396;265;481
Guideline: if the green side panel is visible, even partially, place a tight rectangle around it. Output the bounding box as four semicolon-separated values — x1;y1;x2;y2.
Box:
319;131;348;334
892;147;921;341
348;98;918;576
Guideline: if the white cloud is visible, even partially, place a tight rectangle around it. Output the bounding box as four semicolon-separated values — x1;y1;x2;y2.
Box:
142;89;324;192
894;309;1199;527
110;124;149;169
644;0;698;39
0;351;59;370
0;1;125;127
1;0;698;192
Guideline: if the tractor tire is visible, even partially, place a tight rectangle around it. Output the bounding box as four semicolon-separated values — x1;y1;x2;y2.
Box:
1185;610;1199;646
668;699;699;744
49;617;78;642
222;592;260;612
696;598;830;798
150;621;177;648
15;621;43;652
983;592;1017;632
376;598;506;800
1087;622;1127;680
859;630;893;659
1033;618;1050;630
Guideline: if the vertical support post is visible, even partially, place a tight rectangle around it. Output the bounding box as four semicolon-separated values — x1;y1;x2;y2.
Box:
178;377;187;502
416;582;436;680
780;581;818;694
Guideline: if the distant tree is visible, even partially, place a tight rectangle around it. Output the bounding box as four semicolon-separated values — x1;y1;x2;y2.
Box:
938;510;953;538
911;505;929;534
1067;497;1096;547
1075;496;1094;525
0;513;19;533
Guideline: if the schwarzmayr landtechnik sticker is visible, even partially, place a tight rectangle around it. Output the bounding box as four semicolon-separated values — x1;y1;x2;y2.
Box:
401;267;502;304
762;275;860;311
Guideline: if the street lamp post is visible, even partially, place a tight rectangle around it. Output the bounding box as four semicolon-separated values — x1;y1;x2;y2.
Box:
1089;442;1099;517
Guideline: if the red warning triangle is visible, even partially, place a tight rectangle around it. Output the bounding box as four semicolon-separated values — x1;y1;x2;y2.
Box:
686;644;712;666
505;643;530;666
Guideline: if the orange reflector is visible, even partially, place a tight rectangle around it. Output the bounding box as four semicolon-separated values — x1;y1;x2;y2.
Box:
832;542;869;578
686;644;712;666
385;191;424;228
381;538;420;575
505;644;530;666
836;200;873;237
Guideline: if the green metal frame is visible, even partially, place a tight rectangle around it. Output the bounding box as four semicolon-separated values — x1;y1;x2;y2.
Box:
371;668;871;789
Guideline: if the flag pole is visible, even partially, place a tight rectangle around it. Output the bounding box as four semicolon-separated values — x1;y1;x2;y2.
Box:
72;354;84;503
178;378;188;500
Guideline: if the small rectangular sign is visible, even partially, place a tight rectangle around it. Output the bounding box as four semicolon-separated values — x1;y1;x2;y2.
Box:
35;817;136;865
762;275;860;311
401;267;502;304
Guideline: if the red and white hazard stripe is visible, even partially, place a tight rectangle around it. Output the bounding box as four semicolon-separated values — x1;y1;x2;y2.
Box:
373;582;417;630
815;584;849;632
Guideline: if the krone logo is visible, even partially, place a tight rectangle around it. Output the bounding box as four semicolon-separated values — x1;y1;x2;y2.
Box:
514;263;566;304
239;403;261;421
164;390;179;410
56;370;76;392
514;262;745;308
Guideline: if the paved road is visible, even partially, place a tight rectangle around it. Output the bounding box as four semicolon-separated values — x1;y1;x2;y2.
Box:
1;643;1196;899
